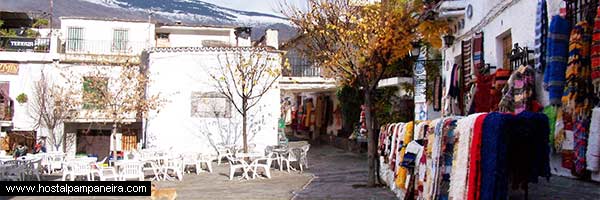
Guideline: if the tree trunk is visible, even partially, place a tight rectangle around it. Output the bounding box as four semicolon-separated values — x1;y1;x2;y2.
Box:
112;123;118;162
364;89;377;187
242;99;248;153
60;129;67;153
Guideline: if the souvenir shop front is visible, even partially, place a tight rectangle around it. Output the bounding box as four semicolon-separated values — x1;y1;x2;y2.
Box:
281;90;342;142
377;0;600;199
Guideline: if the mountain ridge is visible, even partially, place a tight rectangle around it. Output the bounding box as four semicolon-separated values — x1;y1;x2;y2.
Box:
0;0;298;42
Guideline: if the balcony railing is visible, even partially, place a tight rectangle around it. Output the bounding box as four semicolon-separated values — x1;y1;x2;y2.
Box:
58;39;149;55
284;64;322;77
284;55;322;77
0;37;51;53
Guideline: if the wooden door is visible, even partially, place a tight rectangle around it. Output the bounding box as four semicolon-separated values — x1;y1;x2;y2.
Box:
502;35;513;69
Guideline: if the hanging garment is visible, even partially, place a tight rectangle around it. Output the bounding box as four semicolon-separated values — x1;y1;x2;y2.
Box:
395;121;414;190
359;105;367;134
544;15;571;105
467;113;488;200
394;124;406;175
490;69;511;111
472;32;484;77
555;109;566;151
379;125;388;156
285;108;292;125
593;6;600;98
535;0;548;72
573;119;590;176
415;122;430;199
473;74;494;113
481;112;511;200
333;106;342;130
434;76;443;111
449;113;485;200
325;96;333;126
423;119;441;200
304;99;314;128
587;107;600;172
462;40;473;115
562;21;593;122
437;118;459;200
315;96;324;128
508;112;551;190
499;65;537;114
413;121;428;141
448;64;462;115
543;106;558;150
389;123;402;171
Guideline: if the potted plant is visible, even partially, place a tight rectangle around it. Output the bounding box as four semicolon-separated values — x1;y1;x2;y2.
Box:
16;93;28;104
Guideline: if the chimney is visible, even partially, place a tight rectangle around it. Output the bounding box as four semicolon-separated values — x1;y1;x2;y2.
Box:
265;29;279;49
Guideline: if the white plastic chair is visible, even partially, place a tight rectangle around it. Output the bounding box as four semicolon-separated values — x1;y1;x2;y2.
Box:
164;157;184;181
182;152;201;175
62;161;92;181
216;145;232;165
226;155;251;180
251;152;274;179
301;144;310;169
49;153;65;173
91;157;118;181
25;157;42;181
1;161;24;181
281;148;304;172
118;161;144;181
198;153;213;173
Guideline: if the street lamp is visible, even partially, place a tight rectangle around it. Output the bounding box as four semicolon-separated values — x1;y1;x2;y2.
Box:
410;41;422;58
443;34;455;48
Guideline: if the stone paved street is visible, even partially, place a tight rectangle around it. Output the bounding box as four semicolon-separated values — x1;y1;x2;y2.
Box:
2;144;600;200
292;145;397;200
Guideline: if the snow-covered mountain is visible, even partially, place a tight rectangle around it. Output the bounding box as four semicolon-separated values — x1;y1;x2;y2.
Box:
0;0;298;42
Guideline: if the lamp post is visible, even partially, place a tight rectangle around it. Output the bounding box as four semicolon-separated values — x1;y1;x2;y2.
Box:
443;34;455;48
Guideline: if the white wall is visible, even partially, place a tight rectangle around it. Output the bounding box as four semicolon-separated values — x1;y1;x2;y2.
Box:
444;0;537;71
146;49;281;154
157;27;233;47
59;18;155;54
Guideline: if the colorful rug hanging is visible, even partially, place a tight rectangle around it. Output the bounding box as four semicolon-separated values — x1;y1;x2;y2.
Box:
535;0;548;72
544;15;571;105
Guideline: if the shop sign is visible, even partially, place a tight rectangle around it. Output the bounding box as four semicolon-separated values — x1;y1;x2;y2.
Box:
0;63;19;75
6;37;35;50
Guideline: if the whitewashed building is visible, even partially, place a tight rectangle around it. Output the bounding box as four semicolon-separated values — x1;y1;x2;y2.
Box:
144;47;282;153
1;13;284;158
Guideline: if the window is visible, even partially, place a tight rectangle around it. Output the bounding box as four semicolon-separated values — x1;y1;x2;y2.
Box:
502;34;512;69
191;92;232;118
156;33;169;39
112;29;129;52
82;77;108;109
67;27;84;52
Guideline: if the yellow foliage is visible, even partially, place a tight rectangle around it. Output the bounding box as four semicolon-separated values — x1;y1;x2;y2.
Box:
287;0;447;88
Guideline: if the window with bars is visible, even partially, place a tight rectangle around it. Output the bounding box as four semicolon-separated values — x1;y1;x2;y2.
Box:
67;27;84;52
112;29;129;53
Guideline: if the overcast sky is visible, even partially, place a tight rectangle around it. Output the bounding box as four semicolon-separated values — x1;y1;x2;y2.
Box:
202;0;308;17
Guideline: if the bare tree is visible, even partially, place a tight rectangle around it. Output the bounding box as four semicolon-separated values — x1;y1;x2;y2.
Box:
207;48;282;153
77;60;164;157
29;69;78;152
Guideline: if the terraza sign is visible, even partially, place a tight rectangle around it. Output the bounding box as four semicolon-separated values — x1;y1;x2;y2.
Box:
7;38;36;50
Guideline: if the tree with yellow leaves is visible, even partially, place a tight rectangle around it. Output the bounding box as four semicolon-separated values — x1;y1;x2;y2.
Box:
285;0;447;186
